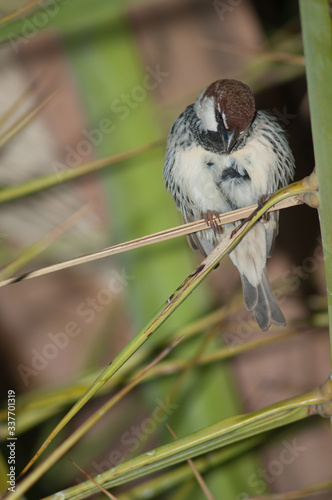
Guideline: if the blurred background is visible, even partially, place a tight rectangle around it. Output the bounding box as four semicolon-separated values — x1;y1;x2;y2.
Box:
0;0;331;498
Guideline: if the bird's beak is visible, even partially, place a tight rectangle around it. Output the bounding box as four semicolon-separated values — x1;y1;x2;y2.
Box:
220;128;238;154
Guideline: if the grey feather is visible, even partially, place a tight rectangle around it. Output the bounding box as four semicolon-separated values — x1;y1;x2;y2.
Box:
240;274;258;310
242;269;286;331
265;211;279;258
182;211;214;257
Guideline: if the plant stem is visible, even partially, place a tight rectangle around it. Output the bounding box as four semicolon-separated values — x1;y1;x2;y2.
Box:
43;381;331;500
9;177;317;498
0;141;162;205
299;1;332;366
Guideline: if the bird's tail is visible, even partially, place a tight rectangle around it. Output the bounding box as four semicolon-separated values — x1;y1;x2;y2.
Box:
240;269;286;331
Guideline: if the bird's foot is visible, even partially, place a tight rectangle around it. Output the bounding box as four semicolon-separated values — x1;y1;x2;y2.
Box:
203;210;222;235
230;194;271;238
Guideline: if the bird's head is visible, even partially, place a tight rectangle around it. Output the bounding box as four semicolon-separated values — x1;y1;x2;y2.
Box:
194;79;256;153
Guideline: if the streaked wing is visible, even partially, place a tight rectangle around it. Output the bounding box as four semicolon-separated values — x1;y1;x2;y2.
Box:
182;210;214;257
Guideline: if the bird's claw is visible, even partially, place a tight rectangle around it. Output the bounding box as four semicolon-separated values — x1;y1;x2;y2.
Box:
230;193;271;238
203;210;222;235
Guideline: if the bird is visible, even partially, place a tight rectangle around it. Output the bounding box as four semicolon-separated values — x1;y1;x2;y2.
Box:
163;79;295;331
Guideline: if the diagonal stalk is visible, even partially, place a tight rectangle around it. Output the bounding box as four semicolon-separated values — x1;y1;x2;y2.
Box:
0;326;310;438
6;338;183;499
42;379;332;500
0;87;63;149
0;140;163;204
115;435;266;500
0;204;91;281
14;175;317;488
0;194;303;288
0;0;43;25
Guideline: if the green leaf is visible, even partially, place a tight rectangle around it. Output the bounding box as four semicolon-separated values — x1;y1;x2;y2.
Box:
299;0;332;362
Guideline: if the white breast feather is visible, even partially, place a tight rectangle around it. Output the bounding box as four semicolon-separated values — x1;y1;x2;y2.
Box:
173;146;229;213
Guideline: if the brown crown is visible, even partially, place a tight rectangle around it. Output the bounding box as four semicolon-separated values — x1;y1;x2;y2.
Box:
202;79;255;133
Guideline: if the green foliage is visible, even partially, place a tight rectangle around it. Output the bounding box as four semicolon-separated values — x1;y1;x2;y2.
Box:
0;1;331;499
300;0;332;359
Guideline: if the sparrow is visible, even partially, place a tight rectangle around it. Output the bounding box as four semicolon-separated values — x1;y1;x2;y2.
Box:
163;79;295;331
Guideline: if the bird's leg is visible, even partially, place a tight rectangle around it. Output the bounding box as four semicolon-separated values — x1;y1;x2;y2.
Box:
203;209;223;235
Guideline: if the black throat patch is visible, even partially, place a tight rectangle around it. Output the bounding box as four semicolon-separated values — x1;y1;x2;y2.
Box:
186;104;252;154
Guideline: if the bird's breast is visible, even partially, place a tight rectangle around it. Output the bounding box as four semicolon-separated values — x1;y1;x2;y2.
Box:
172;132;275;214
174;146;229;213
